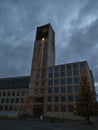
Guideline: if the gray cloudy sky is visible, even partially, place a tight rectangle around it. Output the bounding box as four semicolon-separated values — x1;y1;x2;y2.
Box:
0;0;98;95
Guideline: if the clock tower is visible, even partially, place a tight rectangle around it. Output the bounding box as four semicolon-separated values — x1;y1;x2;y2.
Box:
28;23;55;115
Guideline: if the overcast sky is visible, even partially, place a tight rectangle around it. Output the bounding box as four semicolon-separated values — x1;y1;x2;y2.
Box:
0;0;98;95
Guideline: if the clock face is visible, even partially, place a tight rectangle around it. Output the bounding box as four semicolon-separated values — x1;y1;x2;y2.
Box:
36;26;49;41
41;38;45;43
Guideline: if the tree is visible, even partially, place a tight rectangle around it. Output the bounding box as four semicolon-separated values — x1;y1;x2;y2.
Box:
74;70;97;124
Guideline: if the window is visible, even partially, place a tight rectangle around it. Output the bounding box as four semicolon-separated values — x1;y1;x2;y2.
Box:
40;89;45;94
10;99;14;103
60;65;65;71
35;81;39;86
48;67;53;73
48;88;52;93
60;79;65;85
67;78;72;84
3;92;6;96
47;105;52;112
54;105;59;112
22;91;25;96
73;70;79;75
1;99;4;103
80;62;85;68
35;89;39;95
75;95;80;102
41;74;46;79
67;64;71;70
74;86;79;93
61;96;66;102
55;66;59;72
48;73;53;78
54;72;59;77
74;78;79;84
68;105;73;112
68;96;73;102
54;79;59;85
54;96;59;102
41;81;45;86
48;80;53;86
61;105;66;112
73;63;78;69
61;87;66;93
54;87;59;93
21;98;24;103
60;72;65;77
4;106;8;111
67;71;72;76
7;92;10;96
9;105;13;111
16;91;20;96
47;97;52;102
12;92;15;96
6;99;9;103
67;86;73;93
15;98;19;103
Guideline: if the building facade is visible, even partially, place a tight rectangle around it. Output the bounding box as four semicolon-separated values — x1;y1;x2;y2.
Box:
0;23;96;119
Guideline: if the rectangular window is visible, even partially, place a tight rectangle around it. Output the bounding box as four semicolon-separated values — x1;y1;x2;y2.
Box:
74;78;79;84
7;92;10;96
54;105;59;112
48;67;54;73
21;98;24;103
61;87;66;93
75;95;80;102
54;72;59;77
73;63;78;69
6;99;9;103
54;79;59;85
54;66;59;72
60;79;65;85
54;87;59;93
61;96;66;102
73;70;79;75
47;105;52;112
67;64;72;70
68;105;73;112
67;86;73;93
47;96;52;102
80;62;85;68
74;86;79;93
67;71;72;76
48;88;52;93
48;73;53;78
10;99;14;103
22;91;25;96
60;65;65;71
41;81;45;86
61;105;66;112
16;91;20;96
60;72;65;77
40;89;45;94
67;78;72;84
15;98;19;103
54;96;59;102
1;99;4;103
68;96;73;102
35;89;39;95
12;92;15;96
35;81;40;86
48;80;53;86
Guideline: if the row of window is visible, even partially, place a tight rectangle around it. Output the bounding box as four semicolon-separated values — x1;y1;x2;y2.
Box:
48;62;85;72
0;98;25;104
35;77;79;87
0;91;28;97
47;95;79;102
0;105;26;111
47;104;73;112
35;86;79;94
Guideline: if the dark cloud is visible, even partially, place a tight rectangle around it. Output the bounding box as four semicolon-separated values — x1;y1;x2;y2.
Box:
0;0;98;97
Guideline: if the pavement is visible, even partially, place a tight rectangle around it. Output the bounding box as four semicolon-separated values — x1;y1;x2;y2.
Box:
0;119;98;130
